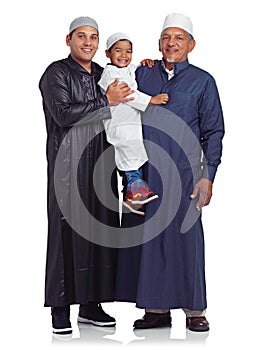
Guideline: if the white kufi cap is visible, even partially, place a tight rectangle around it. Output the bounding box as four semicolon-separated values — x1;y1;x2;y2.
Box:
69;16;99;34
106;32;132;50
162;13;193;37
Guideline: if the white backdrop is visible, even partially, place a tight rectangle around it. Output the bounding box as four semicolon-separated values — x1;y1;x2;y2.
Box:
1;0;262;349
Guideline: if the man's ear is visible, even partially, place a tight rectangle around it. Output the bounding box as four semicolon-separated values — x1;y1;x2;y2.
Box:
158;39;162;52
66;34;70;47
188;39;196;53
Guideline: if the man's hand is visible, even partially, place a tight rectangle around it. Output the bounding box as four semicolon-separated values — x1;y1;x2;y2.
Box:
106;79;134;106
190;178;213;211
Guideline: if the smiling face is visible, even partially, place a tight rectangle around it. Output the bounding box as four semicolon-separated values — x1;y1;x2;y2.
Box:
66;26;99;71
106;40;132;68
159;27;195;69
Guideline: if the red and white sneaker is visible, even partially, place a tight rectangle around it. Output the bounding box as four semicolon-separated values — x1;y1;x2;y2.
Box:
123;179;158;215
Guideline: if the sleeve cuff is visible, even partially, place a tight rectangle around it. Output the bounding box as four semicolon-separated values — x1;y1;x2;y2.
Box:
202;164;217;183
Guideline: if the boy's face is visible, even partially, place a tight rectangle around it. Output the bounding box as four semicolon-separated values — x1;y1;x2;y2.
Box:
106;40;132;68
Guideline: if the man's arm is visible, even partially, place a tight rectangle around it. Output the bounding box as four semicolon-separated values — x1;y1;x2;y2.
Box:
199;76;225;183
106;79;134;106
39;63;110;127
191;76;224;209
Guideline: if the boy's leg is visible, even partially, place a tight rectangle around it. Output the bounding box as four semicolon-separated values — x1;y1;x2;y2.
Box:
125;169;142;192
123;169;158;215
122;169;145;216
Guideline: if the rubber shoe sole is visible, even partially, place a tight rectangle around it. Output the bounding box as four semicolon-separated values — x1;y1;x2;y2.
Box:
131;194;159;205
77;316;116;327
123;201;145;216
52;327;72;335
134;322;171;329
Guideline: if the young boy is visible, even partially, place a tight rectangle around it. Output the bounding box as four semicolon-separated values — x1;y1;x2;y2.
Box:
98;32;169;215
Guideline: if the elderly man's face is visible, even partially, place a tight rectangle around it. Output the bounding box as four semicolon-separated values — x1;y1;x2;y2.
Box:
159;27;195;67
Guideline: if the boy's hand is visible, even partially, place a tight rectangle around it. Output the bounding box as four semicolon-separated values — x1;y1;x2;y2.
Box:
150;93;169;105
141;59;155;68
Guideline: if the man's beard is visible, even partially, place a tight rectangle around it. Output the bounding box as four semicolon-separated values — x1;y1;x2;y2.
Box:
166;58;176;63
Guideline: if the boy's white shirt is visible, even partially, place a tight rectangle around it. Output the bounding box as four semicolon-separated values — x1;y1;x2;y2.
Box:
97;63;149;171
98;64;151;111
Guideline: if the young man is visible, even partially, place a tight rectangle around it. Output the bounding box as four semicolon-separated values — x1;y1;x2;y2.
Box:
39;16;134;335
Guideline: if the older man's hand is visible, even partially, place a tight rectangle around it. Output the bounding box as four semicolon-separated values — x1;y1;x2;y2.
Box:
190;178;213;211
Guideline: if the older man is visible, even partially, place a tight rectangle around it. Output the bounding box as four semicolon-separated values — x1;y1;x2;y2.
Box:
39;16;133;335
116;13;224;332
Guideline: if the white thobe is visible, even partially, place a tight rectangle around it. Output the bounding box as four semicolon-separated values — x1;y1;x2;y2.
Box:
98;64;150;171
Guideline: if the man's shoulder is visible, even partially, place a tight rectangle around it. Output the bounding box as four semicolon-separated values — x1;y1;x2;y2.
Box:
136;60;161;71
39;59;69;87
188;63;215;81
42;58;70;75
136;60;161;78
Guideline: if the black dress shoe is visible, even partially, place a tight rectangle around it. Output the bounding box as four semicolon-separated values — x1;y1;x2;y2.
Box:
134;312;172;329
186;317;209;332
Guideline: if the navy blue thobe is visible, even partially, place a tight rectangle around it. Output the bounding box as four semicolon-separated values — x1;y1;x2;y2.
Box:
116;59;224;310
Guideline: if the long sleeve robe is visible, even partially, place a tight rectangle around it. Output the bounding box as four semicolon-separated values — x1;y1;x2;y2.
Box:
115;59;224;310
39;56;119;307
